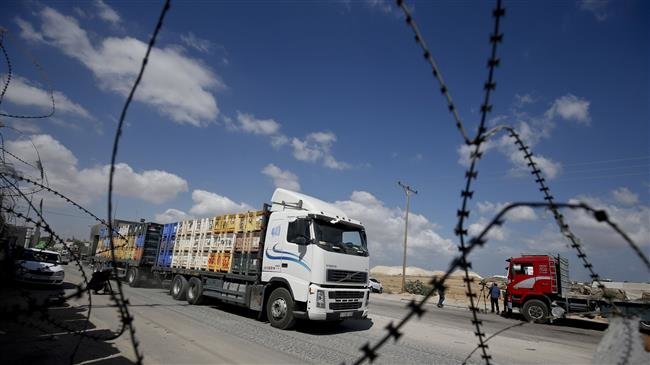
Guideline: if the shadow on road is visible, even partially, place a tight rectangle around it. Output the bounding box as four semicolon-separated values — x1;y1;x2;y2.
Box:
501;313;608;331
0;279;135;365
295;318;374;335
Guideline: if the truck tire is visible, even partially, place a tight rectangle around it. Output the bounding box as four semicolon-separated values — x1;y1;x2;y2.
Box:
266;287;296;330
126;267;140;287
171;275;189;301
522;299;549;323
187;277;204;305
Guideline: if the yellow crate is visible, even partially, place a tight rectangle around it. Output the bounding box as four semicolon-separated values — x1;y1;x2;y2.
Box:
217;252;232;273
236;211;264;232
207;252;219;271
215;214;237;233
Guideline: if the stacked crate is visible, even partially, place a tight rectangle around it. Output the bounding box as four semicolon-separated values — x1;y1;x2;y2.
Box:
171;219;193;268
157;222;177;267
231;211;264;275
168;210;263;274
95;223;141;261
188;217;212;270
211;214;241;273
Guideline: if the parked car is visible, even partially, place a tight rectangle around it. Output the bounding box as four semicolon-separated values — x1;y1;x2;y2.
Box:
14;248;66;285
369;277;383;293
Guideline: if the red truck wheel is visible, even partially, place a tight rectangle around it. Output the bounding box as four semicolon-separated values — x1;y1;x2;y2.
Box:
522;299;549;323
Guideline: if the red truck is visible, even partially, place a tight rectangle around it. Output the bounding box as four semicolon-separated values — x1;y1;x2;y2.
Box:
506;254;649;323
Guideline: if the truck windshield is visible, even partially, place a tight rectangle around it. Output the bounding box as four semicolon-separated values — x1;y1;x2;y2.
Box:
312;219;368;256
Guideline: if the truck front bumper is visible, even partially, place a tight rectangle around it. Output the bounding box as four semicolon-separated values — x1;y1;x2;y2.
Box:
303;284;369;321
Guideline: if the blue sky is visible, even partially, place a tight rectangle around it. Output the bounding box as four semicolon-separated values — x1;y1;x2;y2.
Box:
1;0;648;281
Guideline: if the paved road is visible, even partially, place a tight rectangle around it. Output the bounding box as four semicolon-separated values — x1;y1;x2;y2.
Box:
63;267;604;364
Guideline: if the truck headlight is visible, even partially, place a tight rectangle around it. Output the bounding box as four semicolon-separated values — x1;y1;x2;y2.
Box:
316;290;325;308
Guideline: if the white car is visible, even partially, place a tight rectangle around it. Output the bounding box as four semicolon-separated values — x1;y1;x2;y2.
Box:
369;277;383;293
15;248;66;285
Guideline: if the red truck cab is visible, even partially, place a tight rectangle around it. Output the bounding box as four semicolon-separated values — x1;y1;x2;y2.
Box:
506;254;568;322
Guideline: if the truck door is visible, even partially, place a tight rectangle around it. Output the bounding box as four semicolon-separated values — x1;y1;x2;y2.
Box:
283;218;311;276
511;262;536;293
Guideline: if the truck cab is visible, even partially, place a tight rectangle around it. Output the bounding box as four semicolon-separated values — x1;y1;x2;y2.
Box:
262;189;370;326
507;254;568;323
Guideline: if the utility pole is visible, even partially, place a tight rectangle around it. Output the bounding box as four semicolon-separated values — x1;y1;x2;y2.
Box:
398;181;418;293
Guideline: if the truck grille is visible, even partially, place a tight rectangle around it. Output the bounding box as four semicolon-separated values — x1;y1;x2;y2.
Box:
329;302;363;310
327;270;367;284
328;291;365;299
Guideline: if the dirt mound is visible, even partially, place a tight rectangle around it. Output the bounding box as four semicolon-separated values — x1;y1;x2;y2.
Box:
370;266;482;279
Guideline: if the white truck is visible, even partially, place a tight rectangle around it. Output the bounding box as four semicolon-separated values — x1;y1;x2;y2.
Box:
153;188;370;329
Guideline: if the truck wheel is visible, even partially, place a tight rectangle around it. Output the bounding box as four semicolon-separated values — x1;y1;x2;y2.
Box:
522;299;549;323
126;267;140;287
171;275;188;300
266;287;296;330
187;277;204;305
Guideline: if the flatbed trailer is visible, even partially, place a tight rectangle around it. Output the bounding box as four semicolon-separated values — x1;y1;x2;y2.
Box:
152;204;271;310
93;220;163;287
149;188;371;329
506;254;649;323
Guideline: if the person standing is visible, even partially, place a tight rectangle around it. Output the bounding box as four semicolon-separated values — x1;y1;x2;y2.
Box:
490;283;500;314
437;287;445;308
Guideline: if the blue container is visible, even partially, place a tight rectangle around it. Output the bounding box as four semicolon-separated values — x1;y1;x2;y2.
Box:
162;224;171;237
135;234;145;248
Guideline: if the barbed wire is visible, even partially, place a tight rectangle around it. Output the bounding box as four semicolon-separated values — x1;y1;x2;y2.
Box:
0;203;129;341
0;28;12;108
0;2;170;363
0;30;56;119
352;201;647;365
105;1;171;363
350;1;648;364
0;172;130;245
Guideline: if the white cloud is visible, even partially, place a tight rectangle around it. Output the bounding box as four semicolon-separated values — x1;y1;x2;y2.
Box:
78;164;188;204
188;189;251;216
10;120;41;134
514;93;535;108
476;201;538;222
155;208;192;224
611;187;639;206
1;75;93;120
334;191;455;264
365;0;401;17
28;7;221;126
579;0;609;21
457;93;593;180
468;217;507;241
5;134;188;205
94;0;121;24
291;132;350;170
224;112;349;168
270;135;289;149
235;112;281;136
14;17;44;42
456;140;496;167
566;194;650;249
508;151;562;180
262;164;301;191
545;94;591;124
180;32;213;54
